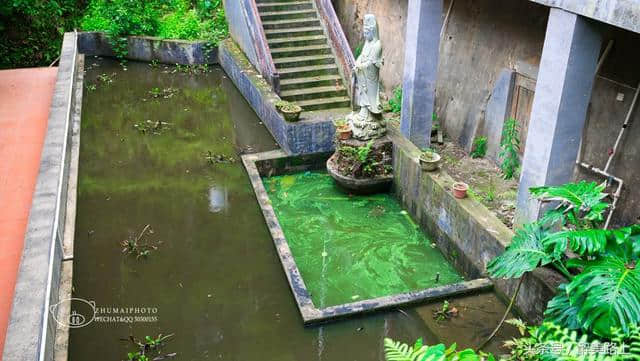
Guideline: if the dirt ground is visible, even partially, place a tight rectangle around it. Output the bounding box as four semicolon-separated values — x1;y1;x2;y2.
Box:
433;141;519;229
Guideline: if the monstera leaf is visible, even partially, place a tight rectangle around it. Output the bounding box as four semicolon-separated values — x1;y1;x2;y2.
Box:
543;284;581;330
565;256;640;338
383;338;494;361
488;223;558;279
543;225;640;257
529;181;609;222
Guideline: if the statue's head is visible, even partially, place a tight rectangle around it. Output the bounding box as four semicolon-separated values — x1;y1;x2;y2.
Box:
363;14;379;42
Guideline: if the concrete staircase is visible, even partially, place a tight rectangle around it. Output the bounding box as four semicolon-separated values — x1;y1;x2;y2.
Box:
257;0;350;111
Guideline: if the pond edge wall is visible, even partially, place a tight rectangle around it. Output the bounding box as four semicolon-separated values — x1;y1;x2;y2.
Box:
242;150;493;324
2;32;81;361
77;32;217;65
388;124;565;322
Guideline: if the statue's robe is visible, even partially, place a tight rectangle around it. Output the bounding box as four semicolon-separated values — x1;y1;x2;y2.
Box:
355;39;383;114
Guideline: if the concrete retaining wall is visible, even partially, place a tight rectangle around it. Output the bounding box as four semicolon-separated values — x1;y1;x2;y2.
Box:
219;39;338;155
3;32;82;361
77;32;217;65
388;125;564;322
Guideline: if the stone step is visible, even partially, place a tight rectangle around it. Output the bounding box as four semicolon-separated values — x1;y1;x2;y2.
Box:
267;35;328;48
280;74;343;90
256;0;303;2
257;1;313;12
273;54;335;68
262;18;321;30
278;64;339;79
296;96;351;111
281;85;347;102
271;44;332;58
264;26;325;39
260;9;317;21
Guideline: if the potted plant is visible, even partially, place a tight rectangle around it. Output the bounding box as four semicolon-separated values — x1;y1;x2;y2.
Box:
333;118;352;140
276;100;302;122
419;148;441;171
453;182;469;199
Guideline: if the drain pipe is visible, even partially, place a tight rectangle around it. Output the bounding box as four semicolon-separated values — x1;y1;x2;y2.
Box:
575;39;639;228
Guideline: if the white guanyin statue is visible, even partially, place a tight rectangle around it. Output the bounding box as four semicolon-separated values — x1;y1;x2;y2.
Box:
348;14;385;141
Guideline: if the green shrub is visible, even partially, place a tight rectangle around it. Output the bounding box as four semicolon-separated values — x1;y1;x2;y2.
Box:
388;86;403;113
488;180;640;339
499;117;520;180
80;0;228;57
470;136;488;159
0;0;85;68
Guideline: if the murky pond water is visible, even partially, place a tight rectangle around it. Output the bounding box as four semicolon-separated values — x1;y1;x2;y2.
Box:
69;57;516;360
265;171;462;308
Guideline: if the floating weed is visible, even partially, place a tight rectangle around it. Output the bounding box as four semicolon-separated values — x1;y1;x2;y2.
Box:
205;151;235;164
148;87;178;99
133;120;172;135
172;63;211;75
96;72;115;84
432;300;458;322
120;224;160;260
123;333;175;361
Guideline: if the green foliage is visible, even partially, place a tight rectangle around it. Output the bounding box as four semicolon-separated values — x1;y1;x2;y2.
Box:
389;86;403;113
499;117;520;180
564;255;640;338
530;181;609;225
470;136;488;159
487;222;555;278
0;0;85;68
505;322;620;361
383;338;495;361
488;180;640;339
81;0;228;58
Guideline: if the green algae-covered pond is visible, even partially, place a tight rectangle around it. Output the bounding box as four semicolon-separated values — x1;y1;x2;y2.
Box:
264;171;463;308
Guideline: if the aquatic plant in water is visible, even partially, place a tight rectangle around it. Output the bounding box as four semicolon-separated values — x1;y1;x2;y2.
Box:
120;224;159;259
124;333;175;361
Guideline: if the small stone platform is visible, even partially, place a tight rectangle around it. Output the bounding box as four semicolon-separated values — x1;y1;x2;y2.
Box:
327;136;394;194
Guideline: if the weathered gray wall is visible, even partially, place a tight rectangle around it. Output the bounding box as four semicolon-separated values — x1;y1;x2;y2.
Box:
332;0;549;149
332;0;408;96
333;0;640;226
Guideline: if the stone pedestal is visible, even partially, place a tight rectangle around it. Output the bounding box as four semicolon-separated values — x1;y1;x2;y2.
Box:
347;112;386;141
327;136;393;194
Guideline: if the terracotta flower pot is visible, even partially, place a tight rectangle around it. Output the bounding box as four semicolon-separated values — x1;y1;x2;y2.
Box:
453;182;469;199
419;152;441;172
337;127;352;140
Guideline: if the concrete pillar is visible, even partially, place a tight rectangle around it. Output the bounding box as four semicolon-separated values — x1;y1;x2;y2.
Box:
400;0;443;149
516;8;602;224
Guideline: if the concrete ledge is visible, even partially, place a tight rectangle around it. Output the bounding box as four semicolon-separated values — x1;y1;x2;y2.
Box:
3;32;81;361
530;0;640;35
388;124;565;323
242;150;492;325
219;39;344;155
77;32;217;65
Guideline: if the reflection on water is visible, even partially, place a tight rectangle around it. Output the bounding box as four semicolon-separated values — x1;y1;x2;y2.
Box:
208;186;228;213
